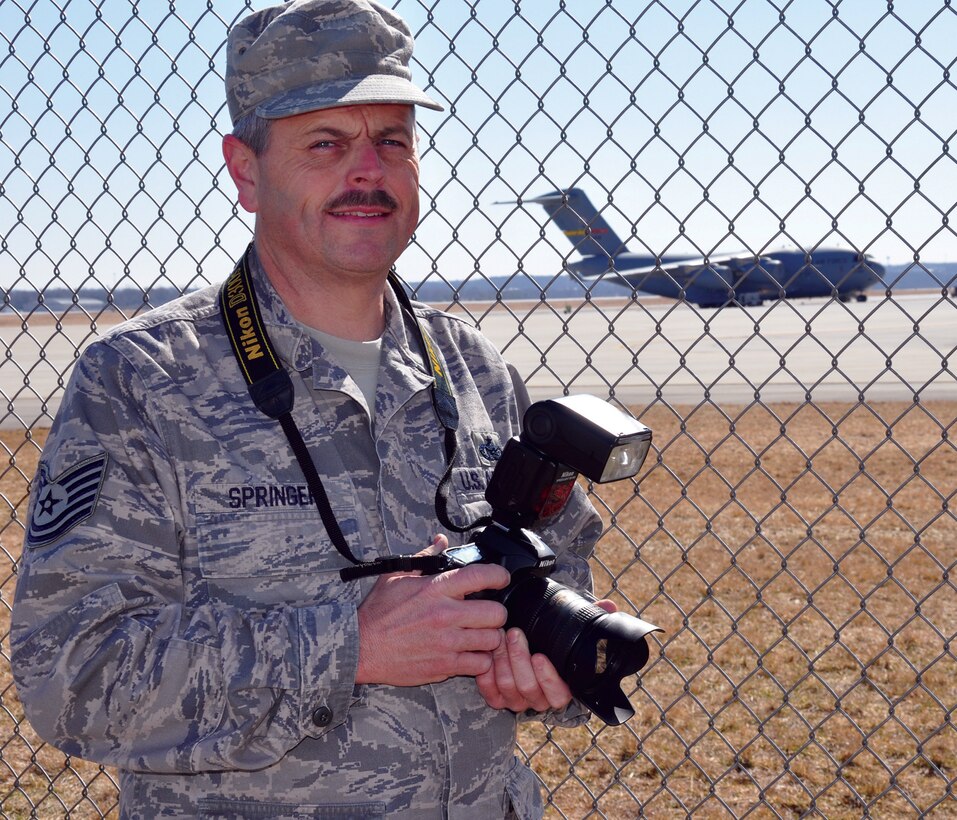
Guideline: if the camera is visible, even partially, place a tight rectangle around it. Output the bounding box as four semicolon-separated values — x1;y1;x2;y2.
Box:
437;394;661;726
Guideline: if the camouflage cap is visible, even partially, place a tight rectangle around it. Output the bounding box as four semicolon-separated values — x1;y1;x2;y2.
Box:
226;0;443;125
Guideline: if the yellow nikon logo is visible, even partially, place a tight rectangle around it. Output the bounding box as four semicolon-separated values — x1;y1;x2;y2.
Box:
226;272;264;361
235;305;264;361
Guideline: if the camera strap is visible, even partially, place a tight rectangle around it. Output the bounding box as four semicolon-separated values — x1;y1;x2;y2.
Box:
220;248;477;581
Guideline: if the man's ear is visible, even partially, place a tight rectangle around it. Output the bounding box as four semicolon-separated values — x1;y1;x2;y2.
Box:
222;135;259;213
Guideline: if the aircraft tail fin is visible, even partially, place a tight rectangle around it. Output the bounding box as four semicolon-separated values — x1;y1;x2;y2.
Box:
522;188;628;259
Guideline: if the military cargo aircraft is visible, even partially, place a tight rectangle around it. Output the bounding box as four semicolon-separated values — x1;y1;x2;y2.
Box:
518;188;884;307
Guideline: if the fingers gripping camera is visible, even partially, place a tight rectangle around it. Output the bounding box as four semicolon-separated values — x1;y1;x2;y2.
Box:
439;395;662;726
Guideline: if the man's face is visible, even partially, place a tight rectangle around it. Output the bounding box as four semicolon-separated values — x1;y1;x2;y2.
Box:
240;103;420;285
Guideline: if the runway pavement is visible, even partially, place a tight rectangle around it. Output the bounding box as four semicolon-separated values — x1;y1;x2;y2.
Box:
462;291;955;406
1;291;953;429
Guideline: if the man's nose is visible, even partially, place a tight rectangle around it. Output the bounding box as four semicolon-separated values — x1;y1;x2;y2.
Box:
348;141;385;185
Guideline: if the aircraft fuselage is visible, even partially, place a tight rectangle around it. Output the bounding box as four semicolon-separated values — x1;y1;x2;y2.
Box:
522;188;885;307
568;247;884;307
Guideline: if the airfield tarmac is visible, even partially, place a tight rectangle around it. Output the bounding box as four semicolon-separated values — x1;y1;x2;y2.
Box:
1;291;953;428
455;290;954;405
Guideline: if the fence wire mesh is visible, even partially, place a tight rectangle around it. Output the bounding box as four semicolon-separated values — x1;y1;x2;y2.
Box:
1;0;955;817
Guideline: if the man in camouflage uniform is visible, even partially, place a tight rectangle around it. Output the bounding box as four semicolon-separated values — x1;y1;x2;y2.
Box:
12;1;606;817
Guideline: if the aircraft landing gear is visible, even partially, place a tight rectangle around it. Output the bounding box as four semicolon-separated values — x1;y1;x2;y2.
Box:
736;293;764;307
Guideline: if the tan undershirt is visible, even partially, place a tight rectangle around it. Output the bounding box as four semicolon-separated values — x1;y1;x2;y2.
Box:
305;325;383;422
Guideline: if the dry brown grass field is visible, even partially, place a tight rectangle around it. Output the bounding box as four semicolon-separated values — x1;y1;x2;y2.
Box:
1;400;954;818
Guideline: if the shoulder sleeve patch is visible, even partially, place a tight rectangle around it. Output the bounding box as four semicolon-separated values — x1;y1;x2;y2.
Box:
27;453;109;548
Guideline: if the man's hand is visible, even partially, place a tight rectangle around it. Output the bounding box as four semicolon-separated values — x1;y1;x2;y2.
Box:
475;598;618;714
356;536;510;686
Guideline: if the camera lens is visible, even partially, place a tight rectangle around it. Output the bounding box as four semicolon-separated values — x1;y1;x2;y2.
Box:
498;575;656;725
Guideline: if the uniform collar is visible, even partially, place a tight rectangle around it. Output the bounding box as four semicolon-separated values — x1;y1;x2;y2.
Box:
244;244;432;394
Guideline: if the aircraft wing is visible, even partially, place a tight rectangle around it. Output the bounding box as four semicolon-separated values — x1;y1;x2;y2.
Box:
621;254;786;289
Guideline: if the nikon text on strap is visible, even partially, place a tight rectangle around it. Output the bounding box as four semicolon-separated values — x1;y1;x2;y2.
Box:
220;248;483;581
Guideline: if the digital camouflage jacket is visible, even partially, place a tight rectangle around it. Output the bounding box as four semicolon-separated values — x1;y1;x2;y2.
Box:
12;247;603;819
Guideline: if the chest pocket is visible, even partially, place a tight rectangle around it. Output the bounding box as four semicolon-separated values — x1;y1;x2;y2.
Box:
192;482;359;605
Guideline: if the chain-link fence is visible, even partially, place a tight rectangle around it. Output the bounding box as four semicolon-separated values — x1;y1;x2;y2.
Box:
2;0;955;817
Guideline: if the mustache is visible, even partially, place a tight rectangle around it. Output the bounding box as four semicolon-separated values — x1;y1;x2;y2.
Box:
326;189;398;211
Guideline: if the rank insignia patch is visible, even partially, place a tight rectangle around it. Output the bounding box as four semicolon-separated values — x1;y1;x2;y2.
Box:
27;454;108;548
472;431;503;466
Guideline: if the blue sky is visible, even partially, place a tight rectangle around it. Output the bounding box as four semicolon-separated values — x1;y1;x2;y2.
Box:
1;0;955;293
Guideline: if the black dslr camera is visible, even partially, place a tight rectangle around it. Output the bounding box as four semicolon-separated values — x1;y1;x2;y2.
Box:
436;394;661;726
